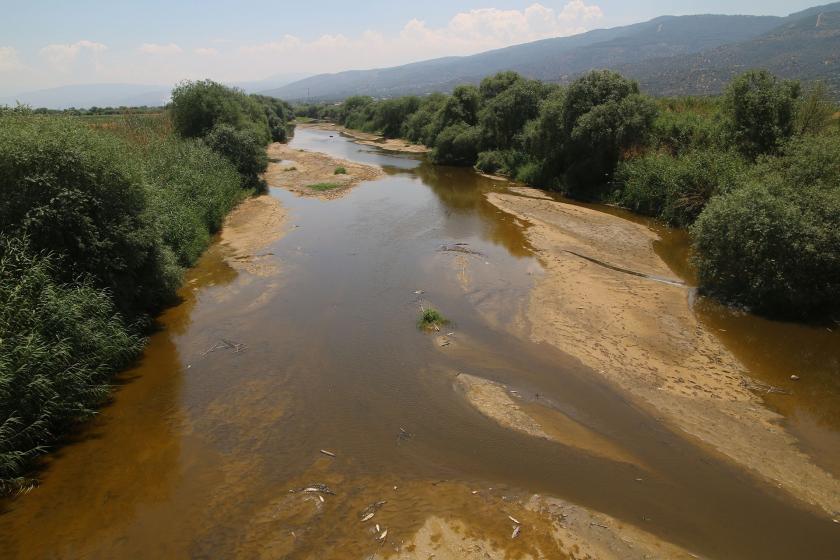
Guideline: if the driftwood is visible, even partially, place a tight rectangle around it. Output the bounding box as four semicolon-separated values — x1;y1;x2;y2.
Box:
201;338;247;356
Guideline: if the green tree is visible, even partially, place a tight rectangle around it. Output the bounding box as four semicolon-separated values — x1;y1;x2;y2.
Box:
722;70;800;158
374;96;420;138
691;177;839;320
431;123;481;165
204;123;269;190
479;71;523;101
169;80;270;143
478;79;546;149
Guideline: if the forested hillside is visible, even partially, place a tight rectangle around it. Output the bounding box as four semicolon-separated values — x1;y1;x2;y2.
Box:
267;3;840;101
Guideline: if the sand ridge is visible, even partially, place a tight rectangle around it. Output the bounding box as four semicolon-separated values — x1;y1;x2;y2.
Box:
485;187;840;516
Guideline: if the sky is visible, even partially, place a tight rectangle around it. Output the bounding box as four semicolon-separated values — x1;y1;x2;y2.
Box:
0;0;823;95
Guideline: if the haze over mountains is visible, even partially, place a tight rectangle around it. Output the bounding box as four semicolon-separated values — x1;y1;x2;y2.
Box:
267;2;840;101
1;73;311;110
5;3;839;108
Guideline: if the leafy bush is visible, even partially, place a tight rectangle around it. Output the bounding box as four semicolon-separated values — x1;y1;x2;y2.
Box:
140;135;244;266
722;70;800;159
334;166;347;175
616;149;747;226
431;123;481;166
204;123;268;190
169;80;270;142
475;149;527;176
418;307;448;330
373;97;420;138
691;178;840;319
0;116;176;318
652;107;721;155
0;236;142;490
0;112;249;488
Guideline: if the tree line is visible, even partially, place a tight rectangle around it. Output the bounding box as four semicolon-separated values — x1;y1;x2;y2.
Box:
0;81;292;491
297;69;840;321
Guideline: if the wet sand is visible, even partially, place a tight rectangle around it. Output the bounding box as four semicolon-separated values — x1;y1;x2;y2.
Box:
485;187;840;516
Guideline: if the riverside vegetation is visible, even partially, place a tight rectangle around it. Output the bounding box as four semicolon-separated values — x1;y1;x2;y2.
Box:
296;69;840;321
0;81;292;491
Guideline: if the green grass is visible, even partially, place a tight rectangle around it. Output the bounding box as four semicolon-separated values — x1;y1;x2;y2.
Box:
308;182;341;191
334;166;347;175
417;307;448;330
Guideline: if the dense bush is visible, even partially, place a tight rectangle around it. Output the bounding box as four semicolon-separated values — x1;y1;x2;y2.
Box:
431;123;481;165
475;149;529;177
690;130;840;319
140;135;244;266
691;178;839;319
0;237;142;491
0;117;176;318
0;110;251;487
616;149;747;226
204;123;269;190
169;80;269;142
722;70;800;159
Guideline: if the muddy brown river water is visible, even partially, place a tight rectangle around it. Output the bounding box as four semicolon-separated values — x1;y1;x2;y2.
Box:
1;128;838;559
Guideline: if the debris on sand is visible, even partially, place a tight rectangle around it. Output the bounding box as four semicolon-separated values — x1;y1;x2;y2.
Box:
511;525;521;539
291;483;336;495
320;449;336;457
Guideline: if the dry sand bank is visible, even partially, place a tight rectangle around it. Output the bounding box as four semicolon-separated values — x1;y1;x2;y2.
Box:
301;122;430;153
264;141;383;200
220;193;287;276
485;187;840;516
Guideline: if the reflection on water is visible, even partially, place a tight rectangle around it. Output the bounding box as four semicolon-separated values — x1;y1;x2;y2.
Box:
1;128;839;559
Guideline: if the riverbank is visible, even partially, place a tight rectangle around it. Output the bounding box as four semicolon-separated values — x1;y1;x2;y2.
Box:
300;122;430;153
485;187;840;516
219;193;288;277
264;141;383;199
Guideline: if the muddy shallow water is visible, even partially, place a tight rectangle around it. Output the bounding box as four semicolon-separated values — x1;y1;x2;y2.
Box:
1;128;839;559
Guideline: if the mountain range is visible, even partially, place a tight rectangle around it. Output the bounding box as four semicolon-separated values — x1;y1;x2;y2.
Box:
266;2;840;101
5;3;839;108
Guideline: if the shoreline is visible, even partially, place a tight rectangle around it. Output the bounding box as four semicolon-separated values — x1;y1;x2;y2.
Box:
484;186;840;516
264;141;383;199
298;121;430;154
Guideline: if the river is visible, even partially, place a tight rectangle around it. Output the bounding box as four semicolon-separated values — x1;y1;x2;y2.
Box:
1;127;838;559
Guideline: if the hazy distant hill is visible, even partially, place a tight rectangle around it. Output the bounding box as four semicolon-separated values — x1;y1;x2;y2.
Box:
2;73;311;110
1;84;171;110
620;8;840;97
266;2;840;101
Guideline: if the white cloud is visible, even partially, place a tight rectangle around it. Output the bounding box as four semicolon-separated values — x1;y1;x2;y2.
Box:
6;2;604;92
138;43;183;55
239;2;603;73
0;46;22;72
40;40;107;70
